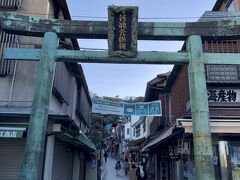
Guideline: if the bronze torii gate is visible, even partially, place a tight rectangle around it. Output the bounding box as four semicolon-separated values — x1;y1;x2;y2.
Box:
1;10;240;180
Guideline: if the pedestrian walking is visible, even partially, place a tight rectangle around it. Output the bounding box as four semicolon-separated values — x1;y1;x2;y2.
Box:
104;150;108;162
136;162;147;180
124;159;130;175
129;163;137;180
115;160;122;176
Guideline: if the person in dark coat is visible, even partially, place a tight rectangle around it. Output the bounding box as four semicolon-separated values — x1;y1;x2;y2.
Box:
136;162;147;180
104;150;108;162
115;160;121;176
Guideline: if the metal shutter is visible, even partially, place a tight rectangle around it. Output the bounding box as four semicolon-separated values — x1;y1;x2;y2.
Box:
0;0;22;9
0;138;25;180
52;139;74;180
79;152;86;180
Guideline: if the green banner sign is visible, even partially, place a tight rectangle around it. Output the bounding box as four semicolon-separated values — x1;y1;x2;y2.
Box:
0;127;25;138
92;98;161;116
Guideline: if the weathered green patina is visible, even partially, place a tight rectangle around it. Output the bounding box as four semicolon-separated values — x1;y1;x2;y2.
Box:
4;48;189;64
1;12;240;40
20;32;57;180
187;35;215;180
4;48;240;65
1;10;240;180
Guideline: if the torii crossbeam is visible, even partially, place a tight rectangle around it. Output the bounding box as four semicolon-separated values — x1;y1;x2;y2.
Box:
1;11;240;40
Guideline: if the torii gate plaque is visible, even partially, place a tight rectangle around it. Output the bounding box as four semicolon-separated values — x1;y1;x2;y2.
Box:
108;6;138;57
1;9;240;180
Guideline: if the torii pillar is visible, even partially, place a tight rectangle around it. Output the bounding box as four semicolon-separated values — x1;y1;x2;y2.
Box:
187;35;215;180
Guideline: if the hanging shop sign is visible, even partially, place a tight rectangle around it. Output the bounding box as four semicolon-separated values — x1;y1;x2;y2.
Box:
92;98;161;116
177;139;190;154
108;6;138;58
168;145;179;160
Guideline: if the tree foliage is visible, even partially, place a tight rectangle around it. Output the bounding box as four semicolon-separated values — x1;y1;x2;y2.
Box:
89;93;144;147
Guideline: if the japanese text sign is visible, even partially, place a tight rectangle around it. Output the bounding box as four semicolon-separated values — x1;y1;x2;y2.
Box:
108;6;138;58
208;88;240;102
92;98;161;116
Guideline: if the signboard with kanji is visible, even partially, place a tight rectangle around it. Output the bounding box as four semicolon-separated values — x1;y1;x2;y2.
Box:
208;88;240;102
108;6;138;57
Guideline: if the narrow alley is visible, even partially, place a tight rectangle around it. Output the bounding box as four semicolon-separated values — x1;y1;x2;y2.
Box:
102;157;129;180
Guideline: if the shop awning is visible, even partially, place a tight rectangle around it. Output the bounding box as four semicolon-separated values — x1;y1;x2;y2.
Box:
141;125;175;152
128;137;146;151
52;123;96;151
0;126;26;138
75;132;96;151
128;137;146;146
177;119;240;133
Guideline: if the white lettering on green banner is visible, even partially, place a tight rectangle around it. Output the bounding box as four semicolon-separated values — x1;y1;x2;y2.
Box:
92;98;161;116
0;127;25;138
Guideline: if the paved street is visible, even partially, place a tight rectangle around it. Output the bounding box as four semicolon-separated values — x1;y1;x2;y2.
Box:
102;157;128;180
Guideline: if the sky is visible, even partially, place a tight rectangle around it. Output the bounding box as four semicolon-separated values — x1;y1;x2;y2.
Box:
66;0;216;99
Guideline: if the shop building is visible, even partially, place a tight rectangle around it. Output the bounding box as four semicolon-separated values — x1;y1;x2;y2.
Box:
0;0;96;179
142;1;240;179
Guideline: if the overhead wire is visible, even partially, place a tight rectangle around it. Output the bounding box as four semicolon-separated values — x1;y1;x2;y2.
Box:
3;11;240;20
0;43;235;80
0;38;239;52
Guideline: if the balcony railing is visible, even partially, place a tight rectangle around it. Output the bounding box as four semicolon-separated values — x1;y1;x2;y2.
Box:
0;0;22;10
0;30;18;77
204;40;240;83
